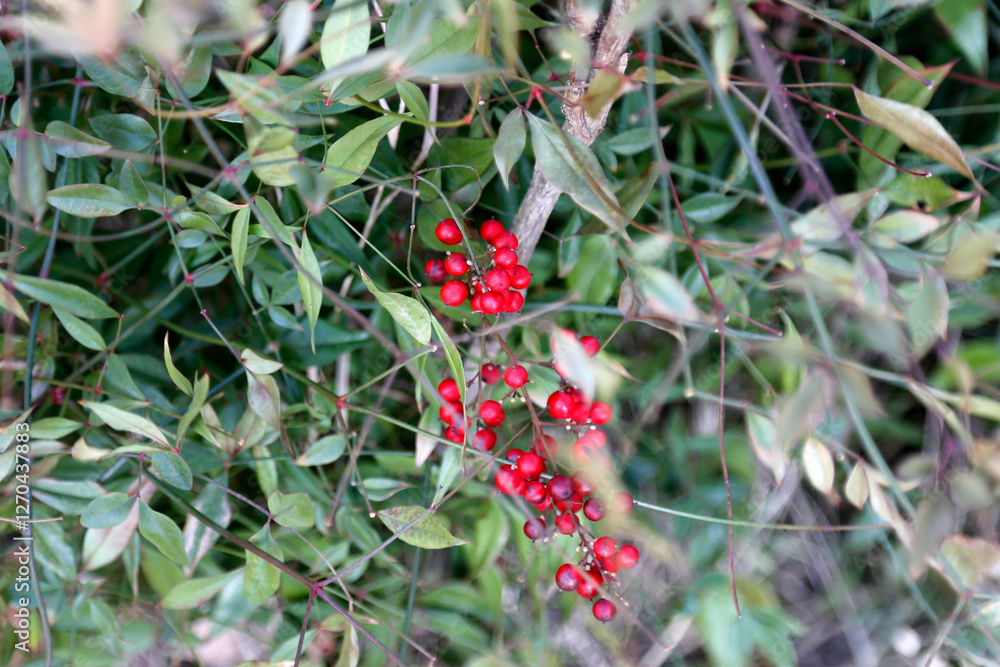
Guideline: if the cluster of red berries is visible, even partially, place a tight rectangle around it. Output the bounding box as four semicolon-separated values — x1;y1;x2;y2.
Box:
424;218;533;314
434;326;638;622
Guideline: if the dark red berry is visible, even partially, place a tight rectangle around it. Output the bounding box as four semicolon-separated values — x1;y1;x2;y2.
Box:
479;400;505;427
495;465;524;495
615;545;639;569
504;364;528;388
439;379;460;402
555;511;576;535
507;448;525;463
516;452;545;480
440;280;468;307
494;248;518;268
571;472;594;496
444;253;469;276
615;492;634;515
523;518;546;540
590;402;612;425
556;563;582;591
524;480;548;505
492;230;518;250
592;599;616;622
583;498;605;521
444;426;463;443
51;386;67;405
579;335;600;356
594;537;617;559
577;577;599;599
425;259;446;282
436;218;463;245
509;265;532;289
548;474;573;501
472;428;497;451
480;291;505;314
480;219;504;243
481;363;503;384
484;268;511;292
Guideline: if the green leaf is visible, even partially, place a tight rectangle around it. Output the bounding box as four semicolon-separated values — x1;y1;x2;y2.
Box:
934;0;987;75
118;159;148;207
81;493;137;529
359;269;431;345
635;267;703;322
0;272;117;319
396;81;429;121
872;210;943;243
253;197;298;249
280;0;314;64
790;190;876;244
854;87;972;180
267;490;314;528
80;401;171;448
0;39;12;95
324;116;404;188
527;114;624;234
52;307;105;351
431;317;465;405
138;500;189;566
247;370;294;457
244;526;283;605
232;207;251;285
89;113;157;152
47;183;133;218
30;417;82;439
0;282;29;324
163;334;193;396
165;46;213;99
567;236;617;304
297;230;324;353
494;109;526;190
321;0;372;98
10;129;48;222
296;434;347;466
908;266;948;359
241;348;284;375
162;570;241;609
376;505;467;549
44;121;111;158
151;451;193;490
177;211;226;236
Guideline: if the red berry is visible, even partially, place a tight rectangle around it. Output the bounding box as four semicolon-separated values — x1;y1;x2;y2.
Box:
470;292;483;312
516;452;546;480
509;265;532;289
51;386;67;405
440;280;468;307
480;290;505;314
495;465;524;495
484;268;511;292
615;545;639;569
439;401;463;425
479;400;505;427
590;402;612;425
548;474;573;501
481;363;503;384
504;290;524;312
583;498;605;521
573;437;602;466
494;248;518;268
493;230;518;249
592;599;616;622
523;518;546;540
504;364;528;388
439;379;460;402
547;392;575;420
571;402;591;424
507;448;525;463
444;426;464;443
524;481;548;505
598;557;618;577
534;495;553;512
556;564;583;591
424;259;446;282
444;253;469;276
556;493;583;514
472;428;497;451
593;537;617;559
555;511;576;535
435;218;463;245
577;577;599;599
534;435;558;458
571;472;594;496
615;492;634;515
480;219;504;243
579;335;600;356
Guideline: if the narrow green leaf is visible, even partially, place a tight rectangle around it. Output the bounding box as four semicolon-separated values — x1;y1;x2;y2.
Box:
359;269;431;345
151;451;193;490
873;210;943;243
81;493;137;529
494;109;526;190
280;0;314;64
376;506;467;549
232;207;251;285
934;0;987;75
396;81;429;121
431;317;465;405
52;307;105;351
118;159;148;207
241;348;284;375
297;230;324;353
80;401;171;448
267;490;314;528
0;272;118;319
10;128;48;222
321;0;372;97
0;39;12;95
908;266;948;359
295;434;347;466
47;183;133;218
791;190;876;244
253;196;298;249
635;267;703;322
177;211;226;236
162;570;241;610
324;116;404;188
247;370;294;457
138;500;189;566
244;526;283;605
44;121;111;158
163;334;193;396
90;113;157;152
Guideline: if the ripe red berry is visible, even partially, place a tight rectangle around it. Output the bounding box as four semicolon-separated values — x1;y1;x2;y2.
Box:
516;452;546;480
548;474;573;501
507;448;525;463
590;402;613;425
504;364;528;388
534;435;558;458
555;564;583;591
479;400;505;427
472;428;497;451
524;481;548;505
583;498;605;521
523;518;546;540
494;248;518;269
444;426;464;443
444;253;469;276
439;401;463;425
504;290;524;312
440;280;468;307
577;577;599;599
480;219;504;243
484;268;511;292
480;290;505;314
579;335;600;356
470;292;483;312
615;545;639;569
592;599;616;622
593;537;618;559
439;379;460;402
424;259;446;282
495;465;524;495
556;494;583;514
571;402;591;424
481;363;502;384
573;437;602;466
571;472;594;496
598;557;618;577
555;511;576;535
492;230;518;249
435;218;463;245
615;492;634;515
547;391;575;420
509;265;532;289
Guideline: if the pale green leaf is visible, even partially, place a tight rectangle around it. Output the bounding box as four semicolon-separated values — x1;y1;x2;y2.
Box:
267;490;314;528
138;500;189;566
376;505;466;549
359;269;431;345
53;307;105;351
324;116;403;188
46;183;133;218
81;493;137;529
493;109;526;190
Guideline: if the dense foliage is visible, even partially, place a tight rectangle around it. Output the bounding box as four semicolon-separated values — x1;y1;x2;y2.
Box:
2;0;1000;665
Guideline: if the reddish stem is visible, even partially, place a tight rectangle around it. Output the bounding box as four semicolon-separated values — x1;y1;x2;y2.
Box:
825;112;931;177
